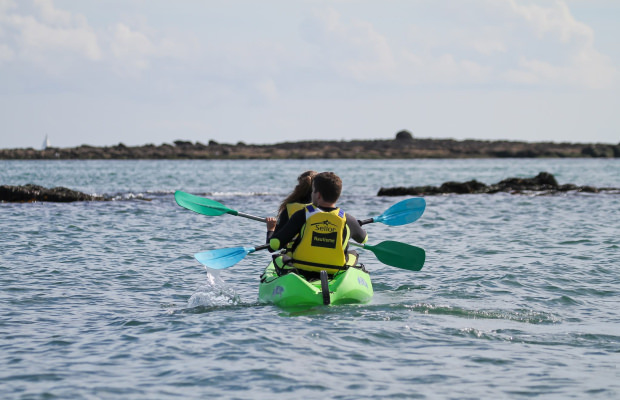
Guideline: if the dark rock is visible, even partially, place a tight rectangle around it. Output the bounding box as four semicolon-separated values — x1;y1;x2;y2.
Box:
0;184;104;202
395;130;414;141
378;172;620;196
582;145;614;158
578;186;598;193
494;172;558;191
438;180;488;194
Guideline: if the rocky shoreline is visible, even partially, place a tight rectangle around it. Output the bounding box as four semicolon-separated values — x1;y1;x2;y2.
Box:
1;132;619;159
378;172;620;196
0;184;104;202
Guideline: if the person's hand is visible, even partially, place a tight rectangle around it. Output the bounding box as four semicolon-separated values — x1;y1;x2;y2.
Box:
266;217;277;232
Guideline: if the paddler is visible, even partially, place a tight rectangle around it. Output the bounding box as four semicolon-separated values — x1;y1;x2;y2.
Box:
265;170;317;241
268;171;368;278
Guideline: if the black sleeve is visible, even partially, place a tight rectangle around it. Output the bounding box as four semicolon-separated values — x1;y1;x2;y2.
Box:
270;209;306;250
266;210;291;243
346;214;368;243
274;210;289;234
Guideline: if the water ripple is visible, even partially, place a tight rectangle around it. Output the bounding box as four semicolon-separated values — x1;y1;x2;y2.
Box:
2;159;620;399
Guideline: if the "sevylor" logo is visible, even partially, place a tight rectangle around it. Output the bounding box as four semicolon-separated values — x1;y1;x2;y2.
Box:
310;219;337;233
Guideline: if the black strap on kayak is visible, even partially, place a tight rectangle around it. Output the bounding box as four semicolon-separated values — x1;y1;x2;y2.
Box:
320;270;330;305
290;259;348;271
291;250;359;272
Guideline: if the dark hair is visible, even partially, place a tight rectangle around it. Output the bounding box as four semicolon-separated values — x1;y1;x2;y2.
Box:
278;170;317;215
313;172;342;203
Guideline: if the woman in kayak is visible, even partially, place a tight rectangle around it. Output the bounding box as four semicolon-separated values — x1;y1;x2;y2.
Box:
268;171;368;277
266;170;317;241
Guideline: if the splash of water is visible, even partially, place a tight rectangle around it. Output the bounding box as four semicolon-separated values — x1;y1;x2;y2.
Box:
187;270;240;308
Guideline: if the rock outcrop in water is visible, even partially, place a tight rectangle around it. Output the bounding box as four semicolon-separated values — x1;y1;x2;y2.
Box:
4;172;618;202
377;172;620;196
1;132;619;159
0;184;104;202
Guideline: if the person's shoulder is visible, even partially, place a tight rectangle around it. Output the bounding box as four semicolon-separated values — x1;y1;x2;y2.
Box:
290;208;307;220
286;202;308;217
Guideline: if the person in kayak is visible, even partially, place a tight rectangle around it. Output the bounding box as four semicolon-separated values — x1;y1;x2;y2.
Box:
268;171;368;277
265;170;317;242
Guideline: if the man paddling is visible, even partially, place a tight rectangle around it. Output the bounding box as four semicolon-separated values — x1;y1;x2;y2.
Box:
268;171;368;277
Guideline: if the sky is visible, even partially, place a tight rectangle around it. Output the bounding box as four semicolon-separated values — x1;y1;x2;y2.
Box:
0;0;619;149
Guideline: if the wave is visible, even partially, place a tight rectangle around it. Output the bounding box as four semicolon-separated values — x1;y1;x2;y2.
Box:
98;190;278;201
403;303;562;324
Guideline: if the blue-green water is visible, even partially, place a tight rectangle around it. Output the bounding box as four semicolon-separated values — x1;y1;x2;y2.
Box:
1;159;619;399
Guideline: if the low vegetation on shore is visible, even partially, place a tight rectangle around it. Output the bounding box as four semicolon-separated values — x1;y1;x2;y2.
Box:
1;131;619;159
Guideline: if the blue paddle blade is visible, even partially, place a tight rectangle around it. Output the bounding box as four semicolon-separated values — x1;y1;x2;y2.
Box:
194;246;256;269
373;197;426;226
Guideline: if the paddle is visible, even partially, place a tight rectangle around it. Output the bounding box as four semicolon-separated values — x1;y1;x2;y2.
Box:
358;197;425;226
194;244;270;269
176;190;425;227
350;241;425;271
174;191;266;222
194;240;424;271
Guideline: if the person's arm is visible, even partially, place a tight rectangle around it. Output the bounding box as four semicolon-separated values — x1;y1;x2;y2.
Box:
266;217;276;243
269;209;305;251
274;210;290;234
266;209;290;243
346;214;368;244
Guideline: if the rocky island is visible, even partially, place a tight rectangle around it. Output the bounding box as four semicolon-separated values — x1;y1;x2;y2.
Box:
0;184;104;202
1;131;619;159
378;172;620;196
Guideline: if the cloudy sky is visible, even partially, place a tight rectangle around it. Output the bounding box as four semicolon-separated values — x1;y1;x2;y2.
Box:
1;0;618;149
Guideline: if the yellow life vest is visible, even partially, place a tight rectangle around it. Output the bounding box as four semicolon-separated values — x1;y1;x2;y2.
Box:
285;202;308;219
292;205;351;274
280;202;310;255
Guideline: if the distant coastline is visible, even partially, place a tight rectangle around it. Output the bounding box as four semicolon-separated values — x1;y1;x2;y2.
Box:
1;132;619;159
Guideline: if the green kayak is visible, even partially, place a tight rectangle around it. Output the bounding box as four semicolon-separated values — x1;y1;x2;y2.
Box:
258;261;373;308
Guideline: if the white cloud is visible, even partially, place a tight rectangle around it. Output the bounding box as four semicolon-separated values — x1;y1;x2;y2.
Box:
0;0;196;77
11;13;101;60
508;0;593;44
501;0;617;88
33;0;80;27
300;7;395;81
0;0;101;74
298;1;617;89
300;7;496;85
506;49;616;89
109;23;155;72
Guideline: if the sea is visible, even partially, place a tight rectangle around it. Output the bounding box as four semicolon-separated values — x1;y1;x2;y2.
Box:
1;158;619;399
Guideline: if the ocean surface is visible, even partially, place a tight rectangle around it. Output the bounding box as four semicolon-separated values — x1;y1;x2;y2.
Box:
1;158;619;399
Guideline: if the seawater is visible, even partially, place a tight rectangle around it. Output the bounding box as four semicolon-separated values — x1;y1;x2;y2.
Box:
1;158;619;399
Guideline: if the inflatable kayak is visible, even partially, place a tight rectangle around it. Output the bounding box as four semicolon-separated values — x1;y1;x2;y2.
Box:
258;261;373;308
